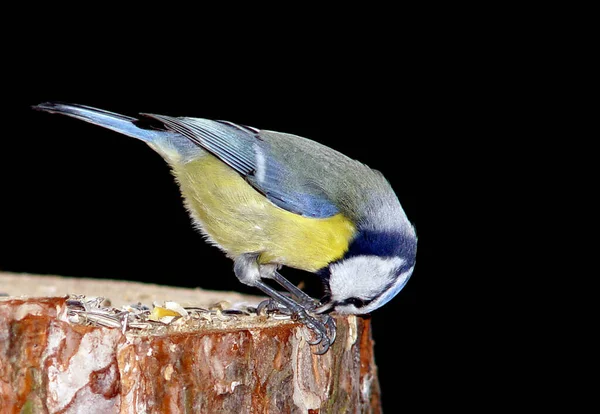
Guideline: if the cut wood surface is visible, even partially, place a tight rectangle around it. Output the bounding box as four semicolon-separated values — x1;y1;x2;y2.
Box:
0;272;381;413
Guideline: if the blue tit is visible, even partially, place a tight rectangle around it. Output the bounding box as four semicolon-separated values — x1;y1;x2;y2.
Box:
33;102;417;353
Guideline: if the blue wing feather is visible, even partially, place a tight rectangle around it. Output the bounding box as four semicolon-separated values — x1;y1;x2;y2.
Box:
141;114;339;218
142;114;257;175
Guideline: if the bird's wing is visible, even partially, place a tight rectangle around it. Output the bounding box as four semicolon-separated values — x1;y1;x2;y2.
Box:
141;114;340;218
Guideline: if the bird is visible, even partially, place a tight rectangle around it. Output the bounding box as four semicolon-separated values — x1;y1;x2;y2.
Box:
33;102;417;353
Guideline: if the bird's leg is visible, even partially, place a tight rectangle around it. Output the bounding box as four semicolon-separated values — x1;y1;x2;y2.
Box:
252;280;333;354
269;270;319;311
268;270;336;345
233;253;336;353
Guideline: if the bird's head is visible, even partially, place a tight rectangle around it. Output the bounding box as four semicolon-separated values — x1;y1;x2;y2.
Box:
317;229;417;315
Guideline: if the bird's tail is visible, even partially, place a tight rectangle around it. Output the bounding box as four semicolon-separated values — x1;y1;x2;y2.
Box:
33;102;205;163
33;102;165;143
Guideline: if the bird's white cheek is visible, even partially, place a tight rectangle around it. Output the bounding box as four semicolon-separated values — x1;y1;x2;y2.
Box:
329;256;405;300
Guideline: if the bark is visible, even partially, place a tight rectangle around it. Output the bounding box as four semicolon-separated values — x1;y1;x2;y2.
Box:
0;273;381;413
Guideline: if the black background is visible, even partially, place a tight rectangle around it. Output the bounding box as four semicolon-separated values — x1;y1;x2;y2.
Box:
2;42;422;410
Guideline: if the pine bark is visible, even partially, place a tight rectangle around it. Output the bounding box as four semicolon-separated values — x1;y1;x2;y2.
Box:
0;273;381;413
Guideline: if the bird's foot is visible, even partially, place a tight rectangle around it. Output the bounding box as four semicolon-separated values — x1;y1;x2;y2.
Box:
294;311;337;354
257;298;336;354
256;298;288;315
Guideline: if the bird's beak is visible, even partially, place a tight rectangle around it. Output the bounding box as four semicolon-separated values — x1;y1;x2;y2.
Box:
313;301;335;314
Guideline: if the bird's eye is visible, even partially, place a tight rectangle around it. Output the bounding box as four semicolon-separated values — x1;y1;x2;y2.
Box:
342;297;366;308
319;294;332;305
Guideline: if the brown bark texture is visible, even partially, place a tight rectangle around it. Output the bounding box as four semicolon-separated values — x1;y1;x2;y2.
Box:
0;273;381;413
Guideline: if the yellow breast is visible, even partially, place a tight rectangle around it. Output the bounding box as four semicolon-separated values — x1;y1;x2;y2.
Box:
172;154;356;272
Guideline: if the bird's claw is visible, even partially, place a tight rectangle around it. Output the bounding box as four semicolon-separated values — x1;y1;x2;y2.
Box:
324;314;337;345
293;309;337;354
257;298;287;315
257;298;336;353
252;276;336;354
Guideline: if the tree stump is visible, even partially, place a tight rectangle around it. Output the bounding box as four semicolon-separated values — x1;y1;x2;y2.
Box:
0;272;381;413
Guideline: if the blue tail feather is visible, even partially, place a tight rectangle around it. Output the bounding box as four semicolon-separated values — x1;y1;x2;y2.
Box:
33;102;164;143
33;102;204;162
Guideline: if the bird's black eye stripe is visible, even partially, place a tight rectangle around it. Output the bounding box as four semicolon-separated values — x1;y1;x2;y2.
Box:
339;297;372;308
